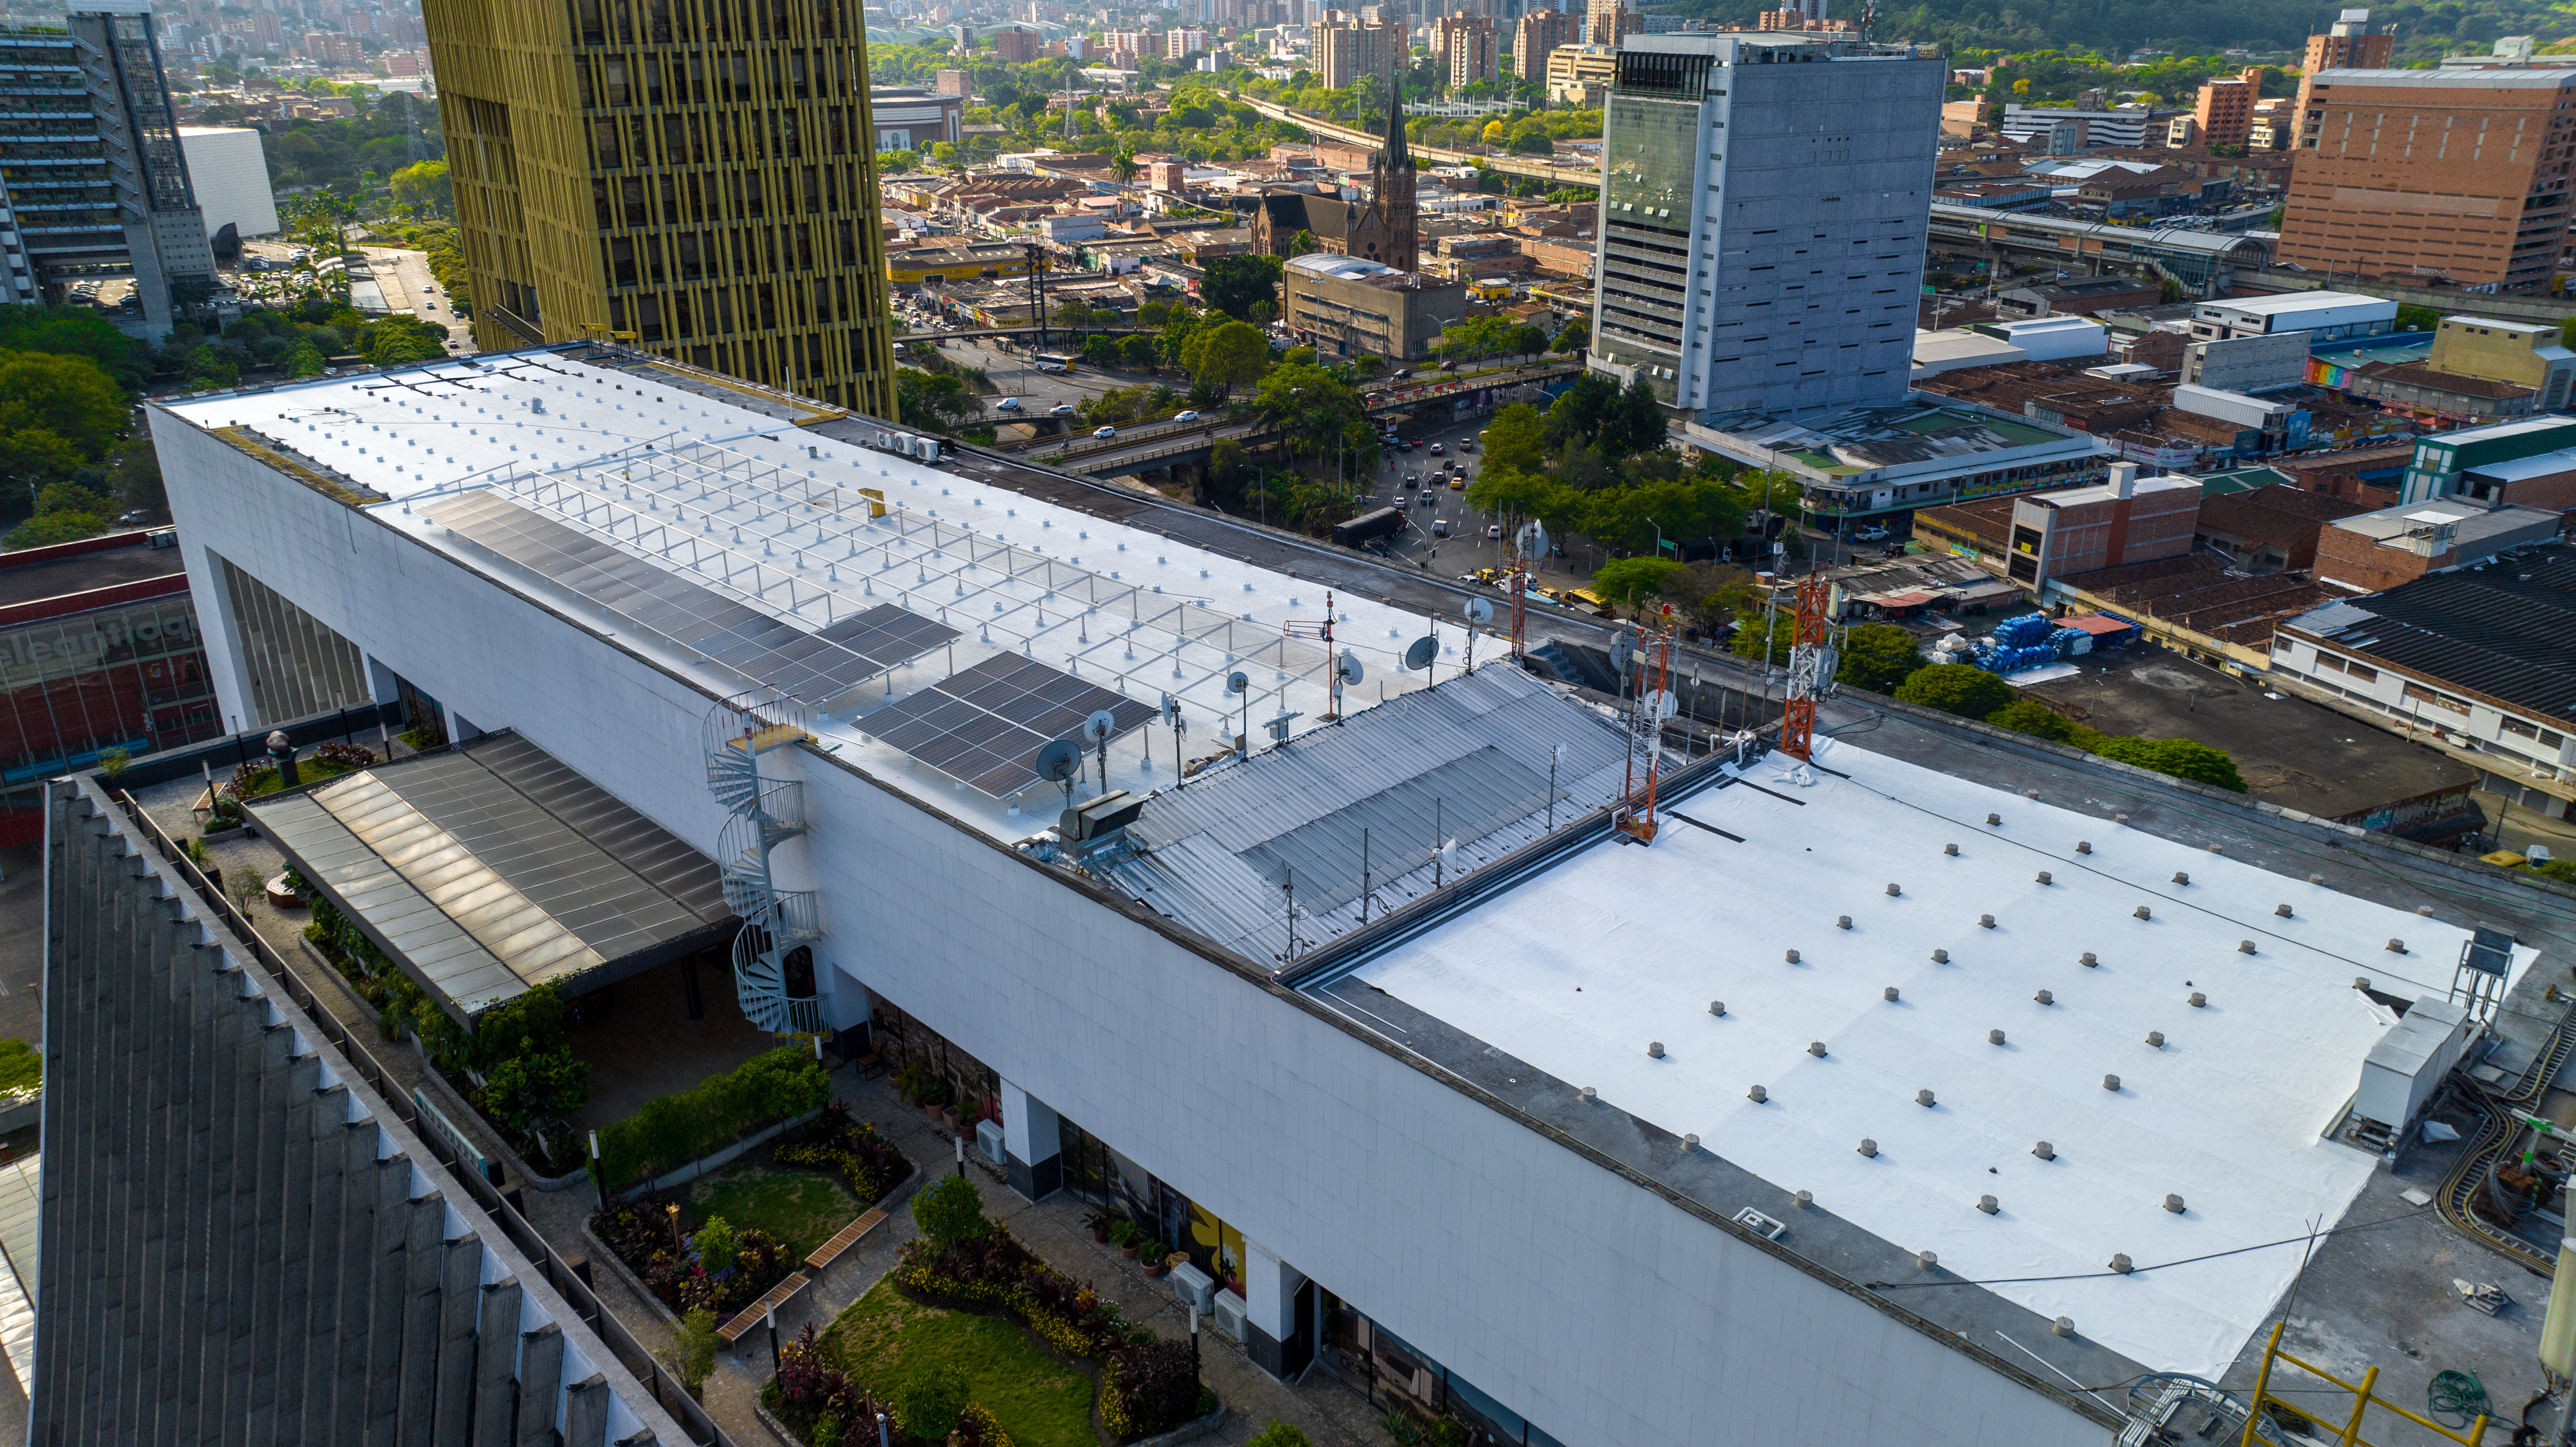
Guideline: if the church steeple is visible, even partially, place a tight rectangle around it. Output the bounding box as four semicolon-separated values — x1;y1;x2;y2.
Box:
1383;70;1409;170
1371;70;1418;274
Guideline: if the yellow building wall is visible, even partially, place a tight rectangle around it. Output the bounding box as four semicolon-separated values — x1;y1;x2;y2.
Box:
2429;318;2555;389
423;0;899;420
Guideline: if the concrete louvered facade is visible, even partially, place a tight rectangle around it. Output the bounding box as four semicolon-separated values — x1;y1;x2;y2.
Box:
36;776;684;1447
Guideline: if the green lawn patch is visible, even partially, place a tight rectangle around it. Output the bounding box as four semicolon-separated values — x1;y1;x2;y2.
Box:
823;1280;1098;1447
688;1161;861;1260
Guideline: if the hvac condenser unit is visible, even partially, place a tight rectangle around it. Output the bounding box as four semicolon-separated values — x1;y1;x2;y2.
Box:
975;1117;1006;1167
1169;1261;1215;1315
1213;1290;1249;1343
2352;996;2473;1137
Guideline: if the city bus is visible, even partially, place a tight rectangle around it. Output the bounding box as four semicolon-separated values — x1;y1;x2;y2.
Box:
1033;352;1076;374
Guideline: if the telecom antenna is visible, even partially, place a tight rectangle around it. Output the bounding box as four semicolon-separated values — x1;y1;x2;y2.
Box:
1780;571;1832;761
1615;605;1677;845
1461;596;1494;670
1509;520;1547;660
1283;589;1344;717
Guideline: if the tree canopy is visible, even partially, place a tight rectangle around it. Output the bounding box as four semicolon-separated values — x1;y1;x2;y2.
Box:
1894;663;2017;720
1180;319;1271;397
1202;254;1285;323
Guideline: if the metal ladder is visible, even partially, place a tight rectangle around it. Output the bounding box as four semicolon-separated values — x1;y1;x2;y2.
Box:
704;691;826;1038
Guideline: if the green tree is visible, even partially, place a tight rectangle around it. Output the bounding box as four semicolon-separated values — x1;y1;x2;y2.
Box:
911;1171;994;1247
1543;373;1618;452
0;305;149;391
0;428;86;495
389;158;451;215
1552;319;1588;353
895;366;985;432
0;350;127;457
1895;663;2015;720
1834;624;1924;694
1593;556;1687;607
1463;465;1559;524
1433;315;1514;365
1252;362;1374;472
1180;318;1271;397
477;1040;591;1149
2093;736;2247;792
1287;228;1319;257
361;315;449;366
1732;608;1792;666
665;1308;719;1401
1478;402;1546;474
693;1216;739;1274
1504;323;1550;362
1987;697;2082;744
894;1365;970;1442
1247;1424;1313;1447
1605;376;1668;459
1202;254;1285;321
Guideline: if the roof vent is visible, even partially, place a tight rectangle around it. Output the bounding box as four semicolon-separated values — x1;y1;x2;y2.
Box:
1808;1041;1828;1057
2076;841;2092;854
2163;1194;2186;1214
1979;914;1996;929
1887;882;1902;896
1709;1000;1727;1016
2035;871;2053;885
1579;1085;1597;1102
2033;1140;2056;1161
2080;952;2099;967
1987;1030;2006;1046
2134;906;2152;920
1930;948;1949;964
1858;1138;1879;1158
2207;843;2224;854
2275;904;2294;917
2172;871;2190;886
2189;991;2207;1007
2109;1253;2133;1274
1986;813;2001;827
1837;915;1853;930
2352;977;2370;992
1977;1194;2000;1215
2309;873;2324;885
1794;1189;1813;1209
2023;789;2039;800
2388;939;2407;954
2416;904;2435;917
2034;989;2054;1005
2115;813;2130;824
1913;1248;1935;1269
2146;1030;2165;1048
2238;940;2256;955
2103;1074;2122;1091
1784;948;1802;964
1884;986;1901;1002
1747;1084;1768;1103
1916;1088;1938;1107
1647;1041;1665;1059
1683;1133;1699;1149
2052;1317;2076;1340
1944;843;1959;856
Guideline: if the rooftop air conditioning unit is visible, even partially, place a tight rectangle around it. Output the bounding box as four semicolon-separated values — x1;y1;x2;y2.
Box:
1170;1261;1215;1315
975;1117;1006;1167
1213;1290;1248;1343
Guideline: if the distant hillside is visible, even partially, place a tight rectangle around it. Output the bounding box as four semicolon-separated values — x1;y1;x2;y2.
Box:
1655;0;2576;60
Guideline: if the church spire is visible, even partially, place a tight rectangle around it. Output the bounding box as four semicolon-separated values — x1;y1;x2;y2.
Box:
1383;70;1409;170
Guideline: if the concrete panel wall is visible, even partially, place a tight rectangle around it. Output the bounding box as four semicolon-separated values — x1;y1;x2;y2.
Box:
151;411;2107;1447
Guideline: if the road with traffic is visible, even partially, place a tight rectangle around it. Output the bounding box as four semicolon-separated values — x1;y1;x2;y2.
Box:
1228;93;1605;189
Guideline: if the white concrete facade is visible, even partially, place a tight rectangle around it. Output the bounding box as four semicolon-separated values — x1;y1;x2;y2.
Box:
150;381;2114;1447
177;126;280;239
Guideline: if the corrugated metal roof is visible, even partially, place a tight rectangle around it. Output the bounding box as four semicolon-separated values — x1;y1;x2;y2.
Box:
250;732;731;1018
1106;665;1640;968
2301;546;2576;724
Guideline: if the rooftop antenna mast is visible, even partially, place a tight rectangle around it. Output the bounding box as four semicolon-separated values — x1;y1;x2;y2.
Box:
1780;571;1833;761
1282;588;1345;719
1614;604;1675;845
1509;520;1547;660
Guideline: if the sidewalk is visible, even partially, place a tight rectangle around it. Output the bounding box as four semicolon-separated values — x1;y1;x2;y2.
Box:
536;1062;1405;1447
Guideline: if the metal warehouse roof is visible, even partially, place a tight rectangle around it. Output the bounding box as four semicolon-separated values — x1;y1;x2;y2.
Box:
2287;543;2576;725
1106;664;1638;968
250;731;733;1020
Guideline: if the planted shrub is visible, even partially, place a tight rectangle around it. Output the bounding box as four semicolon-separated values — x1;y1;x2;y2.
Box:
600;1044;832;1185
892;1363;968;1441
912;1173;993;1248
1103;1339;1203;1441
766;1321;880;1445
775;1099;908;1204
591;1201;795;1316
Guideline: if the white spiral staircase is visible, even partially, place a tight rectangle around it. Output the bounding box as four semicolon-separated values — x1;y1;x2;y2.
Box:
705;692;827;1038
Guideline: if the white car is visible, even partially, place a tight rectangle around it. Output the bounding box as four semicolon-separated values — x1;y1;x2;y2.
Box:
1051;404;1078;416
1094;426;1117;439
994;397;1022;411
1173;409;1200;423
1853;524;1891;543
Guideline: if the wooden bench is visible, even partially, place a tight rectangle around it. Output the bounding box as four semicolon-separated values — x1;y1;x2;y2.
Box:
804;1208;887;1273
716;1272;811;1345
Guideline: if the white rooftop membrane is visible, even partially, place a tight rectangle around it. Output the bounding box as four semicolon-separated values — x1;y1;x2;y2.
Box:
1352;736;2532;1380
168;355;1486;839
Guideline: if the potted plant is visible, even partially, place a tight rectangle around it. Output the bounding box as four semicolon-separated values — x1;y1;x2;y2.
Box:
1083;1209;1114;1244
1149;1250;1183;1280
1111;1219;1141;1259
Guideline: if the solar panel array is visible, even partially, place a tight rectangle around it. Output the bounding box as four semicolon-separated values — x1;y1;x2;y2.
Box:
423;491;957;703
864;653;1158;796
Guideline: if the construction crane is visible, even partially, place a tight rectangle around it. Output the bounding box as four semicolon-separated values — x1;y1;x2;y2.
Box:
1780;572;1834;761
1615;603;1676;845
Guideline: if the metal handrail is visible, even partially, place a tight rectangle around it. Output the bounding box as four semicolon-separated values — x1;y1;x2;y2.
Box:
107;789;739;1447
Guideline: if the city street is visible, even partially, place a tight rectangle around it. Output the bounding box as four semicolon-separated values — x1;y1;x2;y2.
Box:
355;246;474;354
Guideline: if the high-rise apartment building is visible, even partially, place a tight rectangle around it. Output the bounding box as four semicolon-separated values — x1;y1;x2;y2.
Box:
1589;32;1940;414
1512;8;1573;81
2296;8;2393;116
2190;66;2263;147
1584;0;1639;47
0;1;215;337
1168;25;1210;56
1429;11;1496;88
421;0;900;416
994;23;1040;60
1313;9;1403;89
2277;64;2576;294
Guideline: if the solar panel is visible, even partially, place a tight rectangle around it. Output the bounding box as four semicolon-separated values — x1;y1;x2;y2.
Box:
423;491;945;705
862;652;1157;796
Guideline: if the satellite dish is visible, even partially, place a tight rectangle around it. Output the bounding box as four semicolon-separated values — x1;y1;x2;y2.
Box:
1516;520;1549;558
1610;629;1636;660
1643;689;1679;721
1226;670;1250;695
1337;649;1364;686
1160;693;1181;725
1403;636;1437;671
1463;596;1495;625
1036;739;1082;784
1084;708;1118;743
